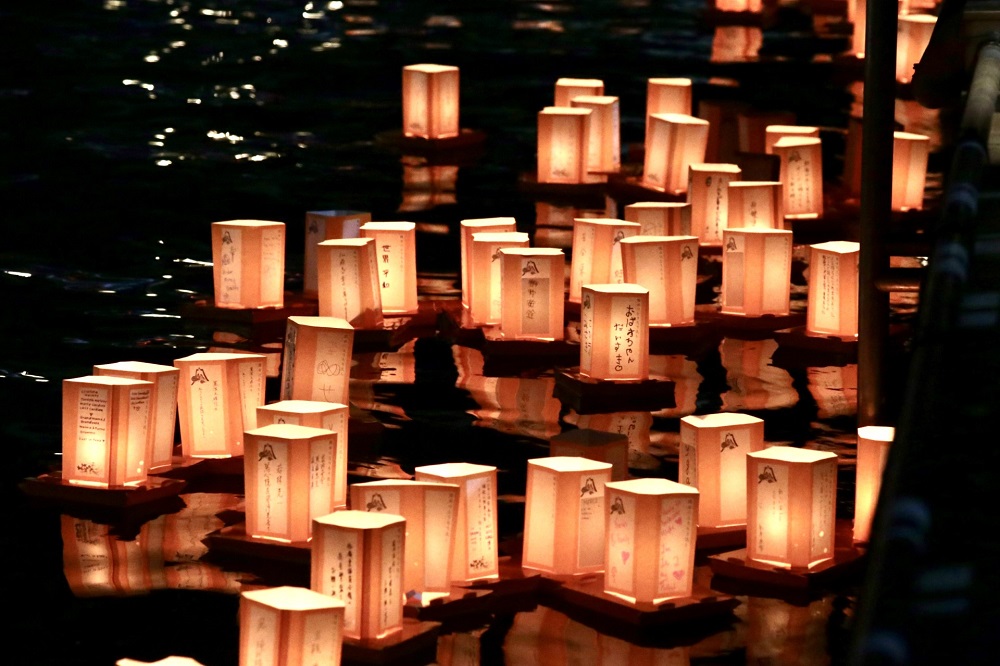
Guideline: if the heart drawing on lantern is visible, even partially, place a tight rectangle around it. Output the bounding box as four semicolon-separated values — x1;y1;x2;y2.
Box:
621;551;630;564
673;569;685;580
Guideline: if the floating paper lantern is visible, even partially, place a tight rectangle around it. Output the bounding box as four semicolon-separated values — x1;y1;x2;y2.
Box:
646;78;692;120
623;202;692;237
727;181;784;230
537;107;603;184
643;113;710;194
620;235;699;327
579;284;650;382
678;413;765;529
554;77;604;107
304;210;370;296
687;163;741;246
316;238;383;328
854;426;895;544
360;221;419;315
549;428;629;482
460;217;517;309
571;95;621;174
807;241;860;339
763;125;820;155
211;220;285;309
746;447;838;569
311;510;405;640
350;479;461;600
721;228;793;317
522;456;613;576
240;585;345;666
568;218;641;304
715;0;762;11
402;64;459;139
498;247;566;341
892;131;930;211
280;317;354;405
413;463;499;583
604;478;699;604
773;136;823;219
399;157;458;212
468;231;530;325
93;361;179;471
851;0;867;57
897;15;936;84
174;352;266;458
118;658;206;666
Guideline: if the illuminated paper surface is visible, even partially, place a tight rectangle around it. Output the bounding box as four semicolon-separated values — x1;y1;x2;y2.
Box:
460;217;517;308
687;163;741;245
580;284;650;381
240;585;345;666
402;64;460;139
620;235;698;327
721;228;793;316
211;220;285;309
623;202;691;237
643;113;709;194
280;316;354;406
316;238;383;328
360;221;419;314
498;247;566;341
469;231;530;325
807;241;860;338
304;210;370;296
568;218;641;304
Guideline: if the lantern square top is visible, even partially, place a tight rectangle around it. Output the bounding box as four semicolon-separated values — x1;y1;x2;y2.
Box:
811;240;860;255
361;221;415;233
288;315;353;333
405;63;458;75
531;455;613;475
314;509;405;531
414;462;495;479
681;412;763;429
245;422;333;441
258;399;347;415
242;584;346;612
94;361;176;375
749;446;836;465
605;477;698;497
858;425;895;443
585;282;649;296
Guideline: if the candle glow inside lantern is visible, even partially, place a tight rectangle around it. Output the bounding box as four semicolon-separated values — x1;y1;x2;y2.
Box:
522;456;613;576
807;241;860;339
746;447;838;569
93;361;178;471
359;221;419;315
642;113;710;194
211;220;286;309
897;15;936;84
240;585;345;666
280;316;354;406
678;413;765;528
687;163;742;246
402;64;459;139
350;479;461;601
174;352;266;458
554;77;604;107
623;202;691;237
854;426;895;544
118;659;204;666
646;77;692;120
469;231;530;325
316;238;383;328
579;284;650;382
620;235;699;327
62;376;153;487
892;131;930;211
571;95;621;174
304;210;370;296
460;217;517;309
773;136;824;219
721;228;793;317
498;247;566;341
763;125;820;155
413;462;499;583
549;428;629;482
604;478;699;605
851;0;867;57
311;510;405;640
715;0;763;11
727;181;785;230
537;107;604;184
568;218;641;304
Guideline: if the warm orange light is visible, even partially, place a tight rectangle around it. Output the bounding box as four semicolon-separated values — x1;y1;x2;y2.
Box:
646;78;692;118
736;111;796;154
579;284;650;382
549;428;629;482
537;107;604;184
620;235;699;327
773;136;823;219
711;26;763;63
571;95;621;174
854;426;895;544
892;131;930;211
402;64;460;139
763;125;819;155
240;585;345;666
316;238;383;328
721;228;793;316
726;181;784;231
498;247;566;341
460;217;517;309
469;231;530;325
851;0;867;56
568;218;641;304
807;241;860;339
687;163;742;246
280;316;354;406
554;77;604;107
211;220;286;309
643;113;710;194
118;658;206;666
304;210;371;296
360;221;419;315
715;0;762;11
897;15;936;84
623;202;692;237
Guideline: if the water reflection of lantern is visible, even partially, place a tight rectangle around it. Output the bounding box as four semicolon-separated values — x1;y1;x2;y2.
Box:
854;426;895;544
93;361;178;472
240;585;345;666
316;238;383;328
650;355;701;419
463;375;563;441
568;218;641;304
623;202;691;236
604;478;699;604
304;210;370;296
746;595;834;664
174;352;266;458
504;607;600;664
773;137;823;219
469;231;530;325
571;95;621;174
807;241;860;338
311;510;405;640
580;284;650;382
620;235;699;327
719;338;798;412
522;457;613;576
62;515;151;596
892;131;930;211
643;113;710;194
460;217;517;309
280;316;353;405
399;157;458;212
537;107;602;185
413;463;499;583
402;64;459;139
763;125;819;155
721;228;793;316
851;0;867;57
727;181;784;230
498;247;566;341
350;479;461;601
897;15;936;84
806;365;858;419
711;26;763;63
554;77;604;107
679;413;764;529
549;429;629;482
715;0;762;11
646;78;692;118
688;163;741;246
746;447;838;569
360;221;418;315
211;220;285;309
569;411;654;459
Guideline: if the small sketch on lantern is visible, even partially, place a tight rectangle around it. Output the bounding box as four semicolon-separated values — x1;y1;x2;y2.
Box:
222;231;233;244
726;237;738;251
681;246;694;260
258;444;277;461
366;494;388;511
581;477;598;496
610;497;626;515
191;368;209;384
721;433;738;451
523;261;540;276
758;466;778;484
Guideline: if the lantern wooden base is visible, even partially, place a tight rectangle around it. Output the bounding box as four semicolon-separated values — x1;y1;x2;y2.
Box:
149;456;246;494
696;524;748;552
342;618;441;666
179;294;318;324
553;369;676;414
374;128;487;157
352;314;437;352
772;326;859;359
517;172;608;198
203;522;312;566
19;472;187;509
605;172;687;203
700;6;766;28
462;555;546;614
402;587;494;623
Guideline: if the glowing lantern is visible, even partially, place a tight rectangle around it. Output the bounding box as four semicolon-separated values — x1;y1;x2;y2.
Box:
892;131;930;211
623;202;692;237
746;447;838;569
807;241;860;338
773;136;823;219
549;428;629;482
620;235;699;327
711;26;763;63
736;111;796;154
402;64;459;139
678;413;764;529
897;15;936;84
579;284;650;382
316;238;383;328
571;95;621;174
554;77;604;107
643;113;710;194
568;218;641;304
239;585;345;666
851;0;867;57
854;426;895;544
646;78;692;120
280;316;354;405
687;163;742;246
304;210;370;296
174;352;266;458
721;228;793;317
93;361;179;471
211;220;286;309
715;0;762;11
360;221;418;315
522;457;613;576
763;125;820;155
498;247;566;341
413;463;499;583
469;231;530;325
460;217;517;309
537;107;603;185
118;659;205;666
604;478;699;604
727;181;784;230
350;479;461;600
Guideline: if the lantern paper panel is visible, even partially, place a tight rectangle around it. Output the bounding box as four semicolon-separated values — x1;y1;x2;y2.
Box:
620;235;699;327
643;113;710;194
854;426;895;544
240;585;345;666
304;210;370;296
747;447;838;569
711;25;763;64
554;77;604;107
678;413;765;528
549;428;629;482
623;202;692;237
897;15;936;84
579;284;650;382
721;228;793;317
763;125;820;155
715;0;762;11
360;221;419;315
646;78;692;120
460;217;517;308
773;136;823;219
851;0;867;56
211;220;286;309
402;64;460;139
468;231;530;325
93;361;178;471
413;462;499;583
280;316;354;406
498;247;566;341
687;163;741;246
807;241;860;339
604;478;699;605
568;218;641;304
727;181;784;231
892;131;930;211
522;457;614;576
537;107;604;185
350;480;461;598
316;238;383;328
571;95;621;174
